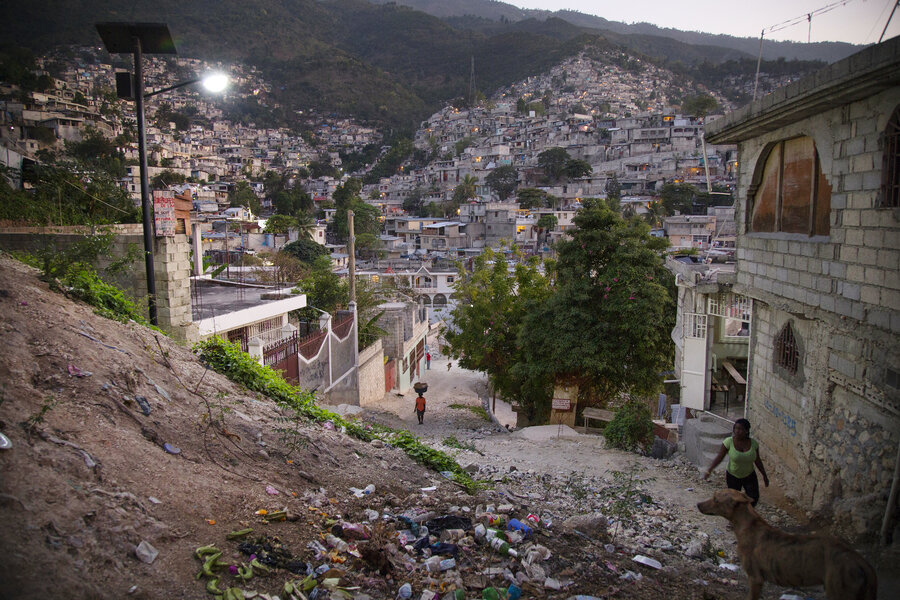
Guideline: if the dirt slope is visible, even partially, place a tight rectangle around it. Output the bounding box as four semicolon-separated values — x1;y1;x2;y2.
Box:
0;255;443;599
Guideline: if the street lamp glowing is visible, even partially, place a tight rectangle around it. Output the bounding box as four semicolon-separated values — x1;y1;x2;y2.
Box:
202;73;228;93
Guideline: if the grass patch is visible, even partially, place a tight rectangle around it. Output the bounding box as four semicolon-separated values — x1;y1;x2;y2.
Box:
194;337;479;492
449;403;491;421
442;435;483;455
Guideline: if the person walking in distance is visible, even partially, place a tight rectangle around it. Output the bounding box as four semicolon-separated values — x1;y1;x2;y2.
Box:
415;394;426;424
426;352;431;370
703;418;769;506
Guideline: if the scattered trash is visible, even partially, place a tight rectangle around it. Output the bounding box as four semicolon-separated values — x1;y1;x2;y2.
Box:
349;484;376;498
719;563;741;572
323;421;335;430
397;582;412;599
420;486;437;492
619;570;643;581
507;518;533;538
134;540;158;564
0;433;11;450
543;577;561;590
266;485;280;495
163;443;180;455
134;396;151;416
604;543;616;553
67;364;92;377
632;555;662;569
148;496;161;504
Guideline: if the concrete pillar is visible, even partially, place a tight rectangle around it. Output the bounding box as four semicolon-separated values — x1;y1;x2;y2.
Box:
281;322;297;339
248;336;264;364
192;222;203;277
153;234;197;342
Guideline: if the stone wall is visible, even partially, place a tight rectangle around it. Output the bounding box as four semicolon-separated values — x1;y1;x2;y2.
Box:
0;226;195;341
357;339;386;408
728;85;900;536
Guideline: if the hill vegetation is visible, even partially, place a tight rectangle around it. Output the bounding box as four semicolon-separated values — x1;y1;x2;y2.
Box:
0;0;837;129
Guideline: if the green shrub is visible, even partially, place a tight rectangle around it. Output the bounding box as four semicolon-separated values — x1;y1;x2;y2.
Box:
194;337;479;492
603;399;654;453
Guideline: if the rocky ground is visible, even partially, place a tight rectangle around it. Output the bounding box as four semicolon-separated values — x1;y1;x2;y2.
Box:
0;253;895;600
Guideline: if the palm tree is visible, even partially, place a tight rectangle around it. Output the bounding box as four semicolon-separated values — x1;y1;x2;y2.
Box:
459;174;478;200
294;210;316;241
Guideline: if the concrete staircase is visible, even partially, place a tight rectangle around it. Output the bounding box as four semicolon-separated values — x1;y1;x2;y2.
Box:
683;412;733;471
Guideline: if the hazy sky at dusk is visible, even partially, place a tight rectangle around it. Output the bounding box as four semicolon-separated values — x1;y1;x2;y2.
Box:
512;0;898;46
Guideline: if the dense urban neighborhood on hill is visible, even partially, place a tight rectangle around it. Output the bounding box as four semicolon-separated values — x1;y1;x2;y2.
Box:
0;4;899;600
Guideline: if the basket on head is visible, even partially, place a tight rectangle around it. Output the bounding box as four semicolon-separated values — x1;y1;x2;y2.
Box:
414;382;428;394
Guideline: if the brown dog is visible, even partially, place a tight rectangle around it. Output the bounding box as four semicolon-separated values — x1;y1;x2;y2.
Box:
697;489;876;600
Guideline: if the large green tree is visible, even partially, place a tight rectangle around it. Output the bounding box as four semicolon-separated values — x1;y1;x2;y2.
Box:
681;94;718;117
537;147;570;181
516;187;557;209
516;200;674;411
485;165;518;200
295;255;348;318
444;247;554;421
229;181;261;215
282;238;329;265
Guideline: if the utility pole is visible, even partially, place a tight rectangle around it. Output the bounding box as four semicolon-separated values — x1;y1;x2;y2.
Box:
348;210;355;302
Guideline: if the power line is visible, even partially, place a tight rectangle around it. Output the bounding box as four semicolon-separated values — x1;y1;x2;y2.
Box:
753;0;857;100
763;0;855;36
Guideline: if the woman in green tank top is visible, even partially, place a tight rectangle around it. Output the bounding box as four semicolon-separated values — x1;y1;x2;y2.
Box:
703;418;769;506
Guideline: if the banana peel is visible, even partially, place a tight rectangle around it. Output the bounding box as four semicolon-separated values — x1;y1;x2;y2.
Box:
206;577;222;595
226;527;253;540
195;544;220;559
237;563;253;582
249;558;270;575
196;552;223;579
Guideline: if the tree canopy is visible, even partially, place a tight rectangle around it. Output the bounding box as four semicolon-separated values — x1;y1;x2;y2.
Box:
444;247;554;422
516;187;557;209
537;147;570;181
485;165;518;200
228;181;260;216
282;238;329;265
516;200;674;409
681;94;718;117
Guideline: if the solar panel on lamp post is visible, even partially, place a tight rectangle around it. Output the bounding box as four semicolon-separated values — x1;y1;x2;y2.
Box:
95;23;227;326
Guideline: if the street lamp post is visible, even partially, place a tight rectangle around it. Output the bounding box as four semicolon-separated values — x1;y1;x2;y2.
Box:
96;23;226;326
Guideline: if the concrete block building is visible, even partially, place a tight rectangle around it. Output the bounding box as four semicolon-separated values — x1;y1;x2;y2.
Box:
705;37;900;538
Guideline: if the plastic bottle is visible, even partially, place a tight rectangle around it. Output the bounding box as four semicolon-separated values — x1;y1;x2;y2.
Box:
507;519;532;538
425;556;442;572
474;524;486;539
484;528;508;542
489;536;519;557
439;557;457;571
507;585;522;600
363;484;376;495
482;588;500;600
441;528;465;541
324;533;349;552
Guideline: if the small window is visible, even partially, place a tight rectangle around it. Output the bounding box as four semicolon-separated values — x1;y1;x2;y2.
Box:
881;106;900;208
750;136;831;235
775;323;799;375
